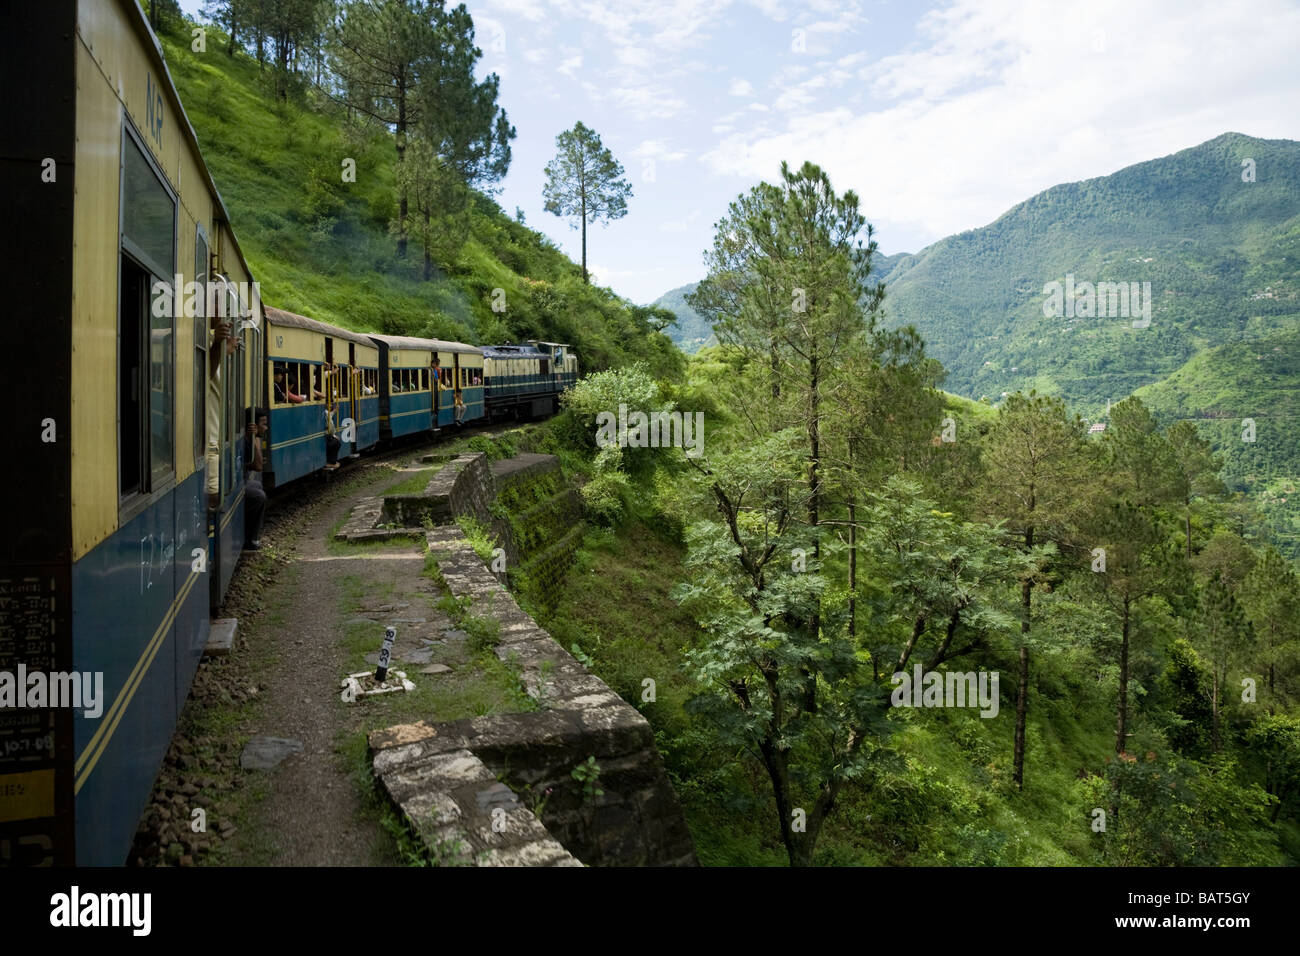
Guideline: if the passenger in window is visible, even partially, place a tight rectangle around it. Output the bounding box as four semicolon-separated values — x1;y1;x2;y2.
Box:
243;407;268;550
274;367;305;404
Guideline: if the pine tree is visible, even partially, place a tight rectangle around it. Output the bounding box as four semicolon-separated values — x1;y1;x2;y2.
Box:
978;391;1091;788
1241;547;1300;709
1197;571;1254;753
542;122;631;284
329;1;509;259
1166;420;1225;559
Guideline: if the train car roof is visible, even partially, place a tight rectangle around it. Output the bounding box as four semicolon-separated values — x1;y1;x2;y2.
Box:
480;343;551;358
264;306;376;346
368;333;480;355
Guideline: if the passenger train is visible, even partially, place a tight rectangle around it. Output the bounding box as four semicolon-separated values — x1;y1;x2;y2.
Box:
1;0;577;865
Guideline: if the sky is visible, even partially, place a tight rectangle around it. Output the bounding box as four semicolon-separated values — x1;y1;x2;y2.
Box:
180;0;1300;305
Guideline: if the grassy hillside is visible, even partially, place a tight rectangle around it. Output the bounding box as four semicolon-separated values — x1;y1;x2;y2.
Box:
157;18;681;377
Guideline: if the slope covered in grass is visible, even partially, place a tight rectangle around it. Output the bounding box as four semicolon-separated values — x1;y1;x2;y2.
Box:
157;18;681;377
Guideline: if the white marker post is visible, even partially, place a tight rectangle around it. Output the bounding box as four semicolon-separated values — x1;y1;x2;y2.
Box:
375;626;397;683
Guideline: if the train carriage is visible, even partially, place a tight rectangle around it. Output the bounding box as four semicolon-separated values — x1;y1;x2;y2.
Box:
371;335;435;439
430;340;485;428
264;307;379;487
2;0;262;864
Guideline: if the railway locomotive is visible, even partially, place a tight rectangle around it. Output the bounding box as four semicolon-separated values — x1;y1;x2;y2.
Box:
1;0;576;866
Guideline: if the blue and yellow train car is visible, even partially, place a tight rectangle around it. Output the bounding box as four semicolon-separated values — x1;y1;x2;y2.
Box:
264;307;379;486
332;332;381;459
372;335;435;439
431;340;485;428
481;342;576;420
266;308;328;484
2;0;261;864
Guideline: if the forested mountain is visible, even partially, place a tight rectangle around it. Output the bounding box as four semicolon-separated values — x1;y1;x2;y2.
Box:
1136;326;1300;555
652;283;712;352
876;132;1300;412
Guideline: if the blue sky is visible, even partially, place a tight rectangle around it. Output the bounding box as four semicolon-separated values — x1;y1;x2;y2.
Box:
180;0;1300;304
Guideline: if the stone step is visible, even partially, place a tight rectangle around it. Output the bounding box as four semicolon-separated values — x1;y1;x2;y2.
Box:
205;618;237;657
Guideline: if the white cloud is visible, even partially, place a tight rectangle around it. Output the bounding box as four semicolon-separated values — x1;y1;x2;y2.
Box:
729;77;755;97
557;54;583;78
587;261;671;287
702;0;1300;248
661;209;703;232
631;139;687;162
485;0;548;22
609;84;688;120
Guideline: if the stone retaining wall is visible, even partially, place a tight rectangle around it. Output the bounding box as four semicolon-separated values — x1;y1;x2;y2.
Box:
354;452;697;867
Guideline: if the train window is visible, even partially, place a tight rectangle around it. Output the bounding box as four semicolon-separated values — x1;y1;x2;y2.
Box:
121;129;176;280
420;369;428;391
193;227;208;467
151;282;175;485
118;124;177;505
118;258;147;497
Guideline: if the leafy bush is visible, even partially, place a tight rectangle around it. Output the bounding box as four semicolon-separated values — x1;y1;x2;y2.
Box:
580;471;632;526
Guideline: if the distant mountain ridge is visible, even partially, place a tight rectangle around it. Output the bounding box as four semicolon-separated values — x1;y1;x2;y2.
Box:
875;132;1300;412
649;132;1300;554
652;282;713;353
654;133;1300;402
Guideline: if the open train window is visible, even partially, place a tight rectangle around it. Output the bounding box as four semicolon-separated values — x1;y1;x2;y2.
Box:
222;285;242;493
193;226;208;468
118;123;176;507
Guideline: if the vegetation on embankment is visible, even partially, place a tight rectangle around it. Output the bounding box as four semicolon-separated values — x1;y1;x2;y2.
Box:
154;15;682;378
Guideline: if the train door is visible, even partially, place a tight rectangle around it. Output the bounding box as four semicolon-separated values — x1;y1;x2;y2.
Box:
453;353;464;424
350;357;362;456
336;343;354;458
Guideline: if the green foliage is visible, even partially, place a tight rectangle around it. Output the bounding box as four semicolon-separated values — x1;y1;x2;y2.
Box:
570;756;605;802
542;121;632;283
157;17;677;375
455;514;499;564
464;433;516;462
1083;752;1280;866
